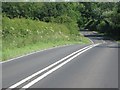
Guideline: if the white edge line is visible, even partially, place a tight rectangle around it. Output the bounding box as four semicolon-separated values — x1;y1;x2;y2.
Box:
102;40;106;43
92;31;97;34
88;38;94;44
80;32;94;44
9;44;94;88
1;44;74;64
22;43;100;88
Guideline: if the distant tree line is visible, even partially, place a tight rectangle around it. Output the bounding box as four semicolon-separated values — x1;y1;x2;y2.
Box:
2;2;120;40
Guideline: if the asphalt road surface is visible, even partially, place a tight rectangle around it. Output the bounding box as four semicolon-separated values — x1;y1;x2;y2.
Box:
2;30;119;89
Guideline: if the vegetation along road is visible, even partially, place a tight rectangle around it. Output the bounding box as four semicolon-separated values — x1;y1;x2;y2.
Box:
2;30;119;89
1;2;120;89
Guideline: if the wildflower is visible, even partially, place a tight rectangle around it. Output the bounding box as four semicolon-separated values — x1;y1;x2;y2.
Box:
59;31;62;34
65;35;68;38
51;29;54;32
10;27;15;30
37;30;39;34
26;29;29;32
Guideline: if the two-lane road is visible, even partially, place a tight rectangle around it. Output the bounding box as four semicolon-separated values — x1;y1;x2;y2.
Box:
2;30;119;89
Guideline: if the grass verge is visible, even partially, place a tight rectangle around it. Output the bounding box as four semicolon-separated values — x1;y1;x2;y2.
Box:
2;40;89;61
2;17;90;61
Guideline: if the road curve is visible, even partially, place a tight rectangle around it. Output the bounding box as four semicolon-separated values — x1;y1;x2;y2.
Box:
30;43;118;88
2;30;119;89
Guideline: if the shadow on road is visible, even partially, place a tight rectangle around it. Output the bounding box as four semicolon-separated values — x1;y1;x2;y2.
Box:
96;44;120;48
80;30;116;43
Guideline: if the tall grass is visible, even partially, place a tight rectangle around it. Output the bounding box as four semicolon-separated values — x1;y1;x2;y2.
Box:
2;17;90;61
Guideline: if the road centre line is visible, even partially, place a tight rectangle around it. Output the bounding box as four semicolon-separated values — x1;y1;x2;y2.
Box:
2;44;73;64
9;44;99;88
22;43;100;88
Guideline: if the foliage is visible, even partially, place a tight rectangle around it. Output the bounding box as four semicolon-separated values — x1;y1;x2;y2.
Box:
80;2;120;40
2;2;120;60
97;2;120;40
2;17;90;60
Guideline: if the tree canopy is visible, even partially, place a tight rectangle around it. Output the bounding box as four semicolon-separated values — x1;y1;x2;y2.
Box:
2;2;120;40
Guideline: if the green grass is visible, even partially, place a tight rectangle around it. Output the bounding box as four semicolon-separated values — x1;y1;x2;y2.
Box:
2;40;87;61
2;17;90;61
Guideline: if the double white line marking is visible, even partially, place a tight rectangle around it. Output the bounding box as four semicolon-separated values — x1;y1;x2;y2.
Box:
9;43;100;89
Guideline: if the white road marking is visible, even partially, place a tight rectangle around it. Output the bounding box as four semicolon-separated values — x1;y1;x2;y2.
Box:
9;44;94;88
2;44;73;64
102;40;106;43
80;32;94;44
92;31;97;34
22;43;100;88
88;38;94;44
